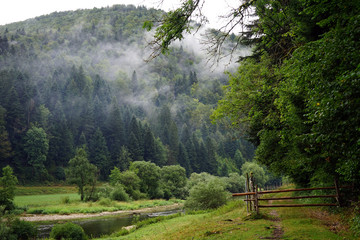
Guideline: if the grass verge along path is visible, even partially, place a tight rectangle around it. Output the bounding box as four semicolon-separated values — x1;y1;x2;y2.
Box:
98;190;355;239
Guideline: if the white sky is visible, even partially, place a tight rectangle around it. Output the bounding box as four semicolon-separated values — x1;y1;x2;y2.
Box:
0;0;239;29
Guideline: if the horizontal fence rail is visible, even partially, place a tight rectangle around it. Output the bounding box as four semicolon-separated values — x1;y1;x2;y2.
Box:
258;203;338;208
236;173;350;213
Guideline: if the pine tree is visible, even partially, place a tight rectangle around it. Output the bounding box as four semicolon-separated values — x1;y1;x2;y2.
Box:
177;143;191;176
0;106;12;166
47;110;74;169
143;126;156;162
88;128;110;180
205;137;218;175
104;103;124;162
131;70;139;93
128;132;142;161
116;146;133;171
233;149;245;172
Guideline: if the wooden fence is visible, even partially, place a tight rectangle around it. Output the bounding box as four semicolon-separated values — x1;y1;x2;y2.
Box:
233;173;347;214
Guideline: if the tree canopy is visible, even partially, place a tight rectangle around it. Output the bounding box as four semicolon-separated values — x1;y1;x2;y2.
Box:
151;0;360;188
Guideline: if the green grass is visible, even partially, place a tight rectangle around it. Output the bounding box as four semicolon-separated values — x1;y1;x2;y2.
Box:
15;186;77;196
97;200;275;240
15;193;80;207
94;186;356;240
14;192;183;215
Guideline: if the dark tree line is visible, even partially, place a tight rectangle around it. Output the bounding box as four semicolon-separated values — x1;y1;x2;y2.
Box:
0;5;254;183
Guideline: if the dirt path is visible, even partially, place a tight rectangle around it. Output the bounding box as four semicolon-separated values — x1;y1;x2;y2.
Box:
20;203;182;222
260;209;284;240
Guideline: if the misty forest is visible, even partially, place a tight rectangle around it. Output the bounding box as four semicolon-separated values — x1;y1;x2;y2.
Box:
0;0;360;239
0;5;254;184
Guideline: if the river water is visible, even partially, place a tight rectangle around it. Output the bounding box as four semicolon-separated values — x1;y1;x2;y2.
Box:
37;209;182;239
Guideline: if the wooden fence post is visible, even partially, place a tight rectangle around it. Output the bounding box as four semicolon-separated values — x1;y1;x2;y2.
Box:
246;173;250;213
255;184;259;214
250;173;255;212
334;176;341;207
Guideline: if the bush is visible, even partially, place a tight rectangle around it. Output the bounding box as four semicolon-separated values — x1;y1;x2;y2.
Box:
61;196;71;204
110;185;130;202
50;222;87;240
128;189;147;200
10;218;37;240
92;184;113;200
225;173;246;193
351;203;360;237
98;197;112;207
185;178;230;210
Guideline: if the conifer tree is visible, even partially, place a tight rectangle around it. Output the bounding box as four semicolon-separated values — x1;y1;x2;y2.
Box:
177;143;191;176
105;103;124;162
143;126;156;162
88;128;110;180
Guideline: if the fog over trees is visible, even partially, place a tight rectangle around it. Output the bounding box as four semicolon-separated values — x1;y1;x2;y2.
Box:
0;5;254;183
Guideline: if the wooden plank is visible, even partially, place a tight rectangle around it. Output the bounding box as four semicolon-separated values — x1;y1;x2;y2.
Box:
232;187;336;197
258;195;337;201
232;192;255;197
258;187;336;194
259;203;338;208
232;186;351;197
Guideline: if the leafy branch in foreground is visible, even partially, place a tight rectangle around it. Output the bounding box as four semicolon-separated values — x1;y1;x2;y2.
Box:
144;0;207;60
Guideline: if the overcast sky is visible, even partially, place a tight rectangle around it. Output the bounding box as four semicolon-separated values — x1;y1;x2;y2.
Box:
0;0;239;29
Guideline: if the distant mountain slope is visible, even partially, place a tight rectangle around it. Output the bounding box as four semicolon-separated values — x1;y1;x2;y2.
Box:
0;4;254;182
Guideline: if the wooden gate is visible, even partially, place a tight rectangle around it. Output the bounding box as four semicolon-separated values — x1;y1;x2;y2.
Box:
233;173;346;214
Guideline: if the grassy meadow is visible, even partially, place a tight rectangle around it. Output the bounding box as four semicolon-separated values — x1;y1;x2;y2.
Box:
96;187;355;240
13;186;183;215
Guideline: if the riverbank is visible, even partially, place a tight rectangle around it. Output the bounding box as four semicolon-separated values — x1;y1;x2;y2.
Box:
98;194;356;239
20;203;182;222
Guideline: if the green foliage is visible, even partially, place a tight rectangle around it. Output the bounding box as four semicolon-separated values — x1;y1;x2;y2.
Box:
23;126;49;181
0;166;18;211
351;207;360;237
129;161;162;199
209;0;360;190
0;4;253;184
66;148;98;201
185;176;230;210
145;0;205;56
10;219;37;240
109;167;122;185
109;167;143;200
110;185;130;202
50;222;88;240
241;162;268;187
224;173;246;193
0;217;37;240
61;196;71;204
160;165;187;199
0;106;12;161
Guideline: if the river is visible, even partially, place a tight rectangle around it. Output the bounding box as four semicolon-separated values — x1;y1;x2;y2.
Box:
36;209;182;239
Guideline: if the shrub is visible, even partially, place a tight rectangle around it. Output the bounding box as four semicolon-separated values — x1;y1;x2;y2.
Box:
129;189;147;200
225;173;246;193
351;203;360;237
61;196;71;204
59;209;71;215
92;184;113;200
50;222;87;240
185;178;230;210
10;218;37;240
110;185;130;202
98;197;112;207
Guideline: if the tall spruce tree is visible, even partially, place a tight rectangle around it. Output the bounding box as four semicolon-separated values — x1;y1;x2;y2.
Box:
88;128;110;180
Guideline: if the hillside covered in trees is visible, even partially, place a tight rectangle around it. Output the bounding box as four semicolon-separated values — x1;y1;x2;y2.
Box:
0;5;255;183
